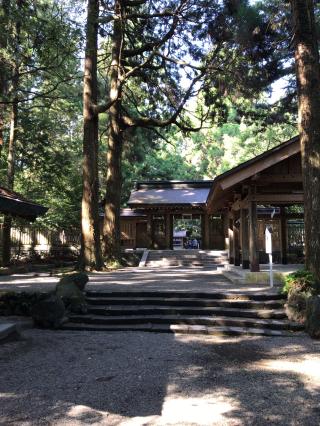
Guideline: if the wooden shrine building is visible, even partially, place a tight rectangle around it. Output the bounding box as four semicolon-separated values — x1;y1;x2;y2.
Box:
120;180;224;250
206;135;303;271
120;136;305;270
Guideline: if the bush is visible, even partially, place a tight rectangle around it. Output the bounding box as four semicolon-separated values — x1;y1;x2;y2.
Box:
0;291;49;316
282;269;317;296
282;269;320;325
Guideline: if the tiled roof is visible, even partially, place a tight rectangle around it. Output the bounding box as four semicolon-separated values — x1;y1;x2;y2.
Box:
0;186;48;221
128;181;212;206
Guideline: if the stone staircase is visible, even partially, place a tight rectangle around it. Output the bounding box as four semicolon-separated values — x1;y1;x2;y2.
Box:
145;250;228;268
62;290;304;337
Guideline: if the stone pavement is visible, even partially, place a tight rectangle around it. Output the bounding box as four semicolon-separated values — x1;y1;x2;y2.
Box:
0;266;281;294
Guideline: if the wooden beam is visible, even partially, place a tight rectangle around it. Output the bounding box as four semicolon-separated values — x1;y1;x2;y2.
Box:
253;174;303;184
219;139;300;190
249;193;304;203
231;198;249;211
240;208;250;269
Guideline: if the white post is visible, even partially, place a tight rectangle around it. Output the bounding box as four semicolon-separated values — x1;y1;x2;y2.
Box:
269;253;273;288
265;226;273;288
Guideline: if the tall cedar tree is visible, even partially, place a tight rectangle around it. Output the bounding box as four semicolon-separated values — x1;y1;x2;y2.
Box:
291;0;320;282
1;0;21;265
80;0;103;270
80;0;285;267
101;0;209;262
0;1;81;265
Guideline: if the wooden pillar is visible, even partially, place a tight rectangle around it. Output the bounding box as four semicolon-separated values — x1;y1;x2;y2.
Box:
240;208;250;269
202;213;210;249
233;215;240;266
249;199;260;272
223;212;229;251
228;212;234;264
165;213;173;249
147;213;152;249
280;207;287;264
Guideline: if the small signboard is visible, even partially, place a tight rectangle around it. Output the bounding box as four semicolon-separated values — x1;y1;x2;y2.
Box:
265;226;272;254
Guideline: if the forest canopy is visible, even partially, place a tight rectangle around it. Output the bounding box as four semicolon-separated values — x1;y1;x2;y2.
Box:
1;0;320;275
0;0;300;229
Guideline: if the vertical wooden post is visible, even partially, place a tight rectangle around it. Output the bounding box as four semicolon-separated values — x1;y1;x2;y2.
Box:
202;213;210;249
233;215;241;266
280;206;287;264
240;208;250;269
223;211;229;251
147;213;152;249
165;213;172;249
249;197;260;272
228;212;234;264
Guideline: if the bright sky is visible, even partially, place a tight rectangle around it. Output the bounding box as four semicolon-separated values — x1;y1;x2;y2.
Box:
268;78;288;104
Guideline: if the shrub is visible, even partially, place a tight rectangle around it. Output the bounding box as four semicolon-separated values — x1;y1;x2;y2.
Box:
282;269;320;325
0;291;49;316
282;269;318;296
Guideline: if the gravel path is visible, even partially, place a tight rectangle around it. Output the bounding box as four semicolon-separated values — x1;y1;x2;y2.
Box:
0;330;319;425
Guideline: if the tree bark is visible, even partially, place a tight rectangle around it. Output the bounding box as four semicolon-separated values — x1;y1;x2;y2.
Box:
79;0;103;270
103;0;123;262
2;101;17;266
291;0;320;282
2;0;20;266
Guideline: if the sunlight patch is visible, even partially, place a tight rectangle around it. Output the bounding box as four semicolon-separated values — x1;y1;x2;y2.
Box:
254;358;320;390
160;395;237;425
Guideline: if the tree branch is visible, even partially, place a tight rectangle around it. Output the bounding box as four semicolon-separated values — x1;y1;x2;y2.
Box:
120;71;204;128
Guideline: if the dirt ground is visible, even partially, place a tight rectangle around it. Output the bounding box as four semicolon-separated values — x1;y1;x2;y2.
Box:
0;329;319;426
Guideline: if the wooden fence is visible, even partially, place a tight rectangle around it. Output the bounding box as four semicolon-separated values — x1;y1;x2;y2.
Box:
0;224;81;259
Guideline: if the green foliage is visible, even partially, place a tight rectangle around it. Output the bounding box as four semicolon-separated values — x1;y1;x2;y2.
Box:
0;0;83;230
282;269;319;296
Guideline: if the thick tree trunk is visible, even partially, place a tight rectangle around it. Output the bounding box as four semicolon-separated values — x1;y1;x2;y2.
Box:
2;0;20;266
2;101;17;266
79;0;103;270
103;0;123;262
103;105;123;261
291;0;320;282
0;116;4;158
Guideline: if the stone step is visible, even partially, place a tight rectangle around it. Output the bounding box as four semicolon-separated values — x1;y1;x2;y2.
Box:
145;261;224;264
0;322;19;342
61;322;300;337
85;297;284;310
145;250;228;268
86;290;286;301
68;314;303;331
86;305;287;319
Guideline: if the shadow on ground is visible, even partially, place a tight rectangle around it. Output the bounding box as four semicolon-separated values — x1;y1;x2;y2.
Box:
0;267;277;294
0;329;319;425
